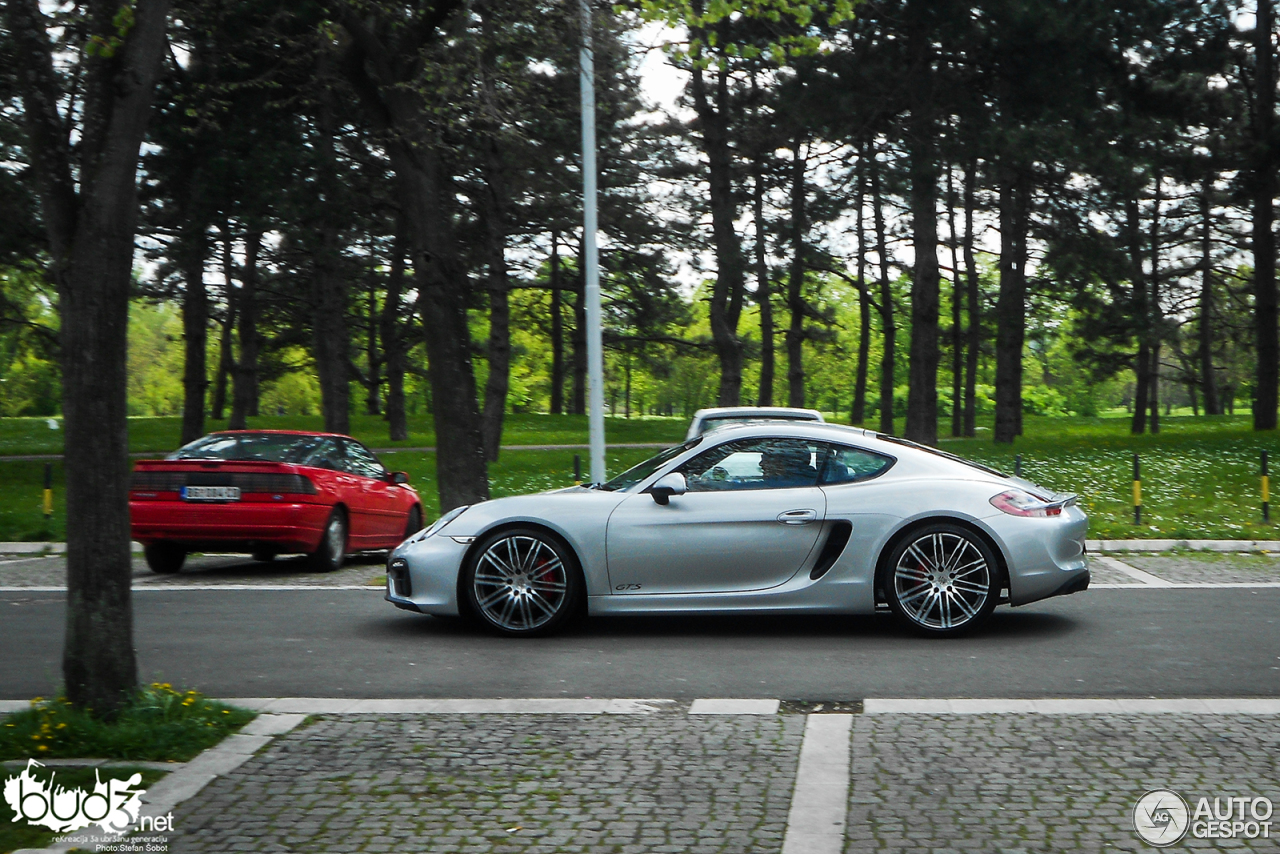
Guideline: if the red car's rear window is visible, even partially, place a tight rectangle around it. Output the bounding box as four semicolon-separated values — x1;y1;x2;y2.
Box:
168;433;329;464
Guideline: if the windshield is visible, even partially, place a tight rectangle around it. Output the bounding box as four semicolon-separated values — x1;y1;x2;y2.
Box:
601;438;701;491
168;433;329;463
875;434;1008;478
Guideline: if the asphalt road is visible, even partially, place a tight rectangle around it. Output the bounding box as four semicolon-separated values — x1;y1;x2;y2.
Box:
3;587;1278;700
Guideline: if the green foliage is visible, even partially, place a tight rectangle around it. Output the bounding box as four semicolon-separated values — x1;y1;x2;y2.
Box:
633;0;856;65
0;684;255;762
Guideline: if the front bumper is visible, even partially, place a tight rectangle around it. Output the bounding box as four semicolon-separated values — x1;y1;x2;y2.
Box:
384;534;472;616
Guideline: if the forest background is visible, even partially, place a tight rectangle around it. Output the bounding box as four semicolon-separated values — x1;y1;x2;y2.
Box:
4;0;1280;715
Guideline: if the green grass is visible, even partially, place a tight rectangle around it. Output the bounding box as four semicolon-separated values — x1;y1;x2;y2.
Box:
0;412;1277;541
0;684;255;763
0;764;169;853
0;413;686;457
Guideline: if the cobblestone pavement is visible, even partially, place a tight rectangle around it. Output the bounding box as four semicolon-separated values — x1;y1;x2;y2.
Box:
1125;552;1280;585
165;713;804;854
1086;560;1141;585
141;710;1280;854
0;552;388;588
848;713;1280;853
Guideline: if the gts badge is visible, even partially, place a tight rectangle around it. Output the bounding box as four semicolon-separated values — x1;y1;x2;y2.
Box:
614;583;642;591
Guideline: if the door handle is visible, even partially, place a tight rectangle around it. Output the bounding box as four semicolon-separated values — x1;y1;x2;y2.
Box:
777;509;817;525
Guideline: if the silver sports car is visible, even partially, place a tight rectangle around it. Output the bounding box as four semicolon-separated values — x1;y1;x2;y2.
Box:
386;422;1089;637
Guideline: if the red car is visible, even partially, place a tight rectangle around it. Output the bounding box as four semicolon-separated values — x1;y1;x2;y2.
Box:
129;430;423;574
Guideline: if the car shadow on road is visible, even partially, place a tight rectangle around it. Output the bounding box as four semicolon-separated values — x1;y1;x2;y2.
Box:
375;607;1080;642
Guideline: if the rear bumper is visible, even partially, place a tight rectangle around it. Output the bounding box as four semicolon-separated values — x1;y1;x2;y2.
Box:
130;499;331;554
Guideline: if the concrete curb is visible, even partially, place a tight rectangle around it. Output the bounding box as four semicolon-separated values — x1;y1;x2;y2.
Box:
11;713;306;854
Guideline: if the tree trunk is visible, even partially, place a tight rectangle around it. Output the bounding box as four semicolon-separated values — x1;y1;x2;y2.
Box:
947;166;962;438
786;143;807;409
212;225;237;422
1255;0;1279;430
480;179;511;462
1148;174;1162;435
549;232;564;415
338;1;486;511
1199;179;1219;415
852;158;869;424
963;161;980;437
179;215;208;446
753;150;775;407
904;0;939;446
993;169;1029;444
872;156;895;435
1127;195;1150;435
382;220;408;440
690;56;745;406
365;274;381;416
311;83;350;436
8;0;170;716
229;229;262;431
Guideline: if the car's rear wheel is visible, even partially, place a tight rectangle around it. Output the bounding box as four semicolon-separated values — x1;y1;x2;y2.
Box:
403;505;423;541
462;528;581;636
883;523;999;636
144;542;186;575
308;509;347;573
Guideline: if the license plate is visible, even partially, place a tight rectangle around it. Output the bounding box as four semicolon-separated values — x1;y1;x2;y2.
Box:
182;486;241;502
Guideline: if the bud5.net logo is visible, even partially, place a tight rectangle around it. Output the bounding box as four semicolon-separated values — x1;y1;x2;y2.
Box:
4;760;146;834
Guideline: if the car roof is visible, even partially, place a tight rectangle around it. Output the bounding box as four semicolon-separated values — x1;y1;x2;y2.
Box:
206;429;356;440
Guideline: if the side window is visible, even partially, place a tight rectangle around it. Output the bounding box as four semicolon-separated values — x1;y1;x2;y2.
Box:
679;438;822;491
301;439;344;471
818;444;894;485
343;440;387;479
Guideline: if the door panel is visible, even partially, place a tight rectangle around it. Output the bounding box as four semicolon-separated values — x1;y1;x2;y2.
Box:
606;487;826;594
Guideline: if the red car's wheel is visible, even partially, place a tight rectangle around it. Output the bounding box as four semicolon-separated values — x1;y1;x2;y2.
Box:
403;505;423;541
144;542;186;575
308;509;347;572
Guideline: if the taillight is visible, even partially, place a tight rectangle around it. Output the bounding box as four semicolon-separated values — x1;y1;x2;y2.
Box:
990;489;1063;517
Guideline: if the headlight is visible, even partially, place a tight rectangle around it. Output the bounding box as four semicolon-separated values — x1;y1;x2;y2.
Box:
990;489;1065;518
404;504;470;544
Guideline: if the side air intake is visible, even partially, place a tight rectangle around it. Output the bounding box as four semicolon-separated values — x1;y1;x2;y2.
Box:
810;521;852;580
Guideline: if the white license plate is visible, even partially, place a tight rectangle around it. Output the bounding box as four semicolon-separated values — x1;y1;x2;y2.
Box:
182;486;241;502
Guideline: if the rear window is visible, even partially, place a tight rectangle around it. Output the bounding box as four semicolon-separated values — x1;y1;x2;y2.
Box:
168;433;329;463
874;435;1007;478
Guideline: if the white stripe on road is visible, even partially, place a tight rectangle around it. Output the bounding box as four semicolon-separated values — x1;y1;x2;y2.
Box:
1091;554;1175;586
689;698;780;715
864;698;1280;714
781;714;853;854
1090;582;1280;589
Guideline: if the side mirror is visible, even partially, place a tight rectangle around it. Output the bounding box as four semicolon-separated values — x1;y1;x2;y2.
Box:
650;472;687;506
389;471;410;485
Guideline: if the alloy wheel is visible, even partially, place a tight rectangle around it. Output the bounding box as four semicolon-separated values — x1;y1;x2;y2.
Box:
471;534;570;633
892;530;993;632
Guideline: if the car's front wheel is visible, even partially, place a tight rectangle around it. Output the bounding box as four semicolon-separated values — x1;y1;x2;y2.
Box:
144;542;185;575
883;523;999;636
462;528;582;636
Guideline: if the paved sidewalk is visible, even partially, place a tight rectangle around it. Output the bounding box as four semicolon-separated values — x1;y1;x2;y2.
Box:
6;699;1279;853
